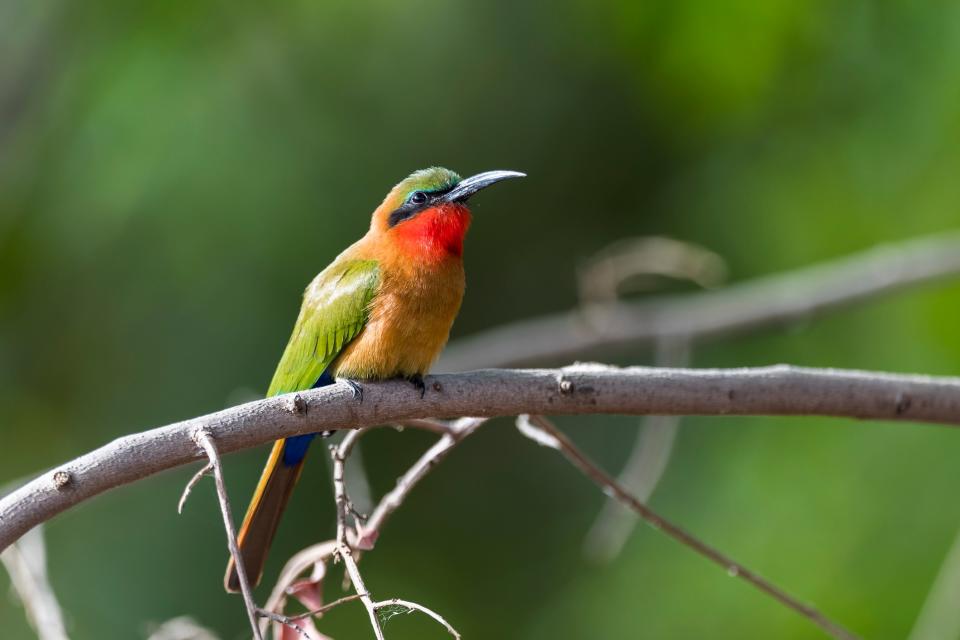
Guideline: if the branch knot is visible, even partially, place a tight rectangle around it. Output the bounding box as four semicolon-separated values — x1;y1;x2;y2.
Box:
51;471;71;491
288;393;308;415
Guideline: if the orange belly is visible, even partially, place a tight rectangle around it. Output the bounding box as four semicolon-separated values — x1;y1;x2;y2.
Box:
331;258;465;379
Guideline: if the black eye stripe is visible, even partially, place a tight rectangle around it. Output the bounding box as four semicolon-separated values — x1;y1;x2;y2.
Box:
386;184;457;227
387;202;422;227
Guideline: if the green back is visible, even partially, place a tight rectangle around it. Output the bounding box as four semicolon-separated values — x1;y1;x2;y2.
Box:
267;258;380;396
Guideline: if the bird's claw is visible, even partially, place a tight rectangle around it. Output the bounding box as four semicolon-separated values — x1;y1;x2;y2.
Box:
339;378;363;403
408;374;426;399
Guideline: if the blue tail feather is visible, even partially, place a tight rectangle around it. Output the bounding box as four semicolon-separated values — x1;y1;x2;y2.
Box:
281;370;335;466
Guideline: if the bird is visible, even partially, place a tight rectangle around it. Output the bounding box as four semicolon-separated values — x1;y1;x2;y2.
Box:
224;166;524;592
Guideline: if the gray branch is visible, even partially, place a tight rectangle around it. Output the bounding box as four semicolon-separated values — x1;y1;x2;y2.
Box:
3;364;960;554
438;231;960;369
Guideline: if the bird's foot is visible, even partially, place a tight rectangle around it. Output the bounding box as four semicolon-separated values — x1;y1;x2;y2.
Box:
407;374;426;399
338;378;364;403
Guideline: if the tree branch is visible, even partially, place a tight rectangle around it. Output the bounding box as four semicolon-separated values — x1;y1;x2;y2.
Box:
193;429;263;640
260;540;338;637
330;430;385;640
584;337;689;562
259;419;482;637
369;598;461;639
3;364;960;553
438;232;960;369
356;417;486;549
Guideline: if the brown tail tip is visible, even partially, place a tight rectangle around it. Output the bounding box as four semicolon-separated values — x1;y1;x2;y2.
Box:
224;441;305;593
224;554;256;593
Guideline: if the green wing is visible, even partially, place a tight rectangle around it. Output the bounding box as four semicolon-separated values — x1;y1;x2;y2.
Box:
267;258;380;397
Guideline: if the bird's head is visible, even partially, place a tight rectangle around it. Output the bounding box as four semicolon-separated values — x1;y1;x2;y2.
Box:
372;167;524;259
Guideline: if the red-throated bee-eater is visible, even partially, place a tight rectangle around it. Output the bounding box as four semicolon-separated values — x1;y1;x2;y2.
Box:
225;167;524;591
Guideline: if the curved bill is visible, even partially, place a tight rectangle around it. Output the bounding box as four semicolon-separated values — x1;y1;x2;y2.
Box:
443;170;525;203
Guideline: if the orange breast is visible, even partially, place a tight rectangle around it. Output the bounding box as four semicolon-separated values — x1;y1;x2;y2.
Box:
331;256;466;379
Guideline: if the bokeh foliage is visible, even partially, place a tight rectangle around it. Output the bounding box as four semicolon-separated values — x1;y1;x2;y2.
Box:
2;0;959;637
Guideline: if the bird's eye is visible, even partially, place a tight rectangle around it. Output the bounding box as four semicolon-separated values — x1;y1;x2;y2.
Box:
408;191;428;205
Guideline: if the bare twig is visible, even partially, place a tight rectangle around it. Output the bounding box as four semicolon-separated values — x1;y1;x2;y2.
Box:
343;440;374;519
260;594;364;624
5;365;960;554
439;231;960;369
254;610;311;639
328;428;463;639
331;431;385;640
358;417;486;548
0;524;68;640
518;415;859;640
584;338;690;562
371;598;461;639
578;237;704;563
261;541;339;631
259;594;367;640
261;419;481;637
176;462;212;514
193;428;263;640
583;412;680;562
337;545;381;639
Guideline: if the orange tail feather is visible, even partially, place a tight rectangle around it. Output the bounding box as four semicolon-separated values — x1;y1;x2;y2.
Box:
225;440;305;592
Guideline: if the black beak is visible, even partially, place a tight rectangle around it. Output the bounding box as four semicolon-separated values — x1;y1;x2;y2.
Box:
442;170;525;203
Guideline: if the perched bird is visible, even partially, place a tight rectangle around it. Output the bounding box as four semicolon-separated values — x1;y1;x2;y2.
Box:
225;167;524;591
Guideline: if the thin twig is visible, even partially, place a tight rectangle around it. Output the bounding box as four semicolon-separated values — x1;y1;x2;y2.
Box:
265;594;365;623
258;595;367;640
331;431;385;640
518;415;859;640
358;417;486;548
255;610;311;639
371;598;462;639
578;237;701;562
262;420;481;636
343;440;374;518
176;462;212;514
259;541;339;638
194;428;263;640
261;543;337;612
5;365;960;554
328;428;466;639
584;338;689;562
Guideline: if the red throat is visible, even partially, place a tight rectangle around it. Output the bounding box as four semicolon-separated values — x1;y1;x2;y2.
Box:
393;204;472;259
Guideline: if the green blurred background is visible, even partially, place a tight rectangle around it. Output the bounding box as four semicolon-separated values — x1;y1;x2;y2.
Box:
2;0;960;638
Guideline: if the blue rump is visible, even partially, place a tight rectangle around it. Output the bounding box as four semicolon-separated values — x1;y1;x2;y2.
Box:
281;370;335;466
